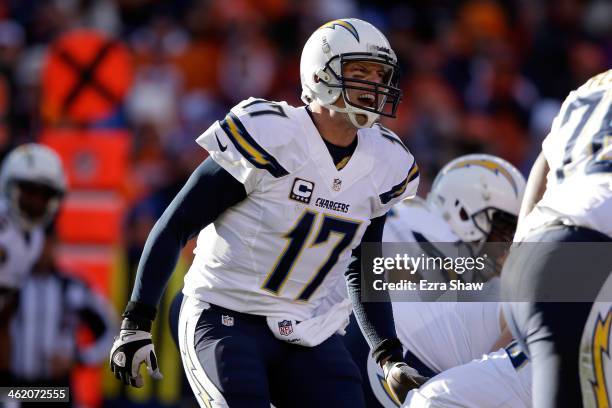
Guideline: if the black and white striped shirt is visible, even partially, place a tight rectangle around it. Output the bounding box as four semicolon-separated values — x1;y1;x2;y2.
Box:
9;270;117;380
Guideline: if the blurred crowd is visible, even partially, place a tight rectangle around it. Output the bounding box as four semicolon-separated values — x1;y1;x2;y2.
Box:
0;0;609;203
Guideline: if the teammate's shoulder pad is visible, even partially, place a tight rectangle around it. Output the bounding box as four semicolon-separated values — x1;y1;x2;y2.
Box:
576;69;612;94
394;198;459;242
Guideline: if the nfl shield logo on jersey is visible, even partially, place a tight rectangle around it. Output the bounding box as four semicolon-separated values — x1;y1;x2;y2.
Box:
278;320;293;336
332;178;342;191
221;315;234;327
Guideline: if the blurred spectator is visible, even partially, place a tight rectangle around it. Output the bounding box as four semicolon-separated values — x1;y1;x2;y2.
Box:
217;26;278;103
0;20;24;158
0;1;609;184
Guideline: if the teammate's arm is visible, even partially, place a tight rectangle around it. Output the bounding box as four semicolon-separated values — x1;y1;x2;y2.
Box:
110;157;247;387
517;151;549;227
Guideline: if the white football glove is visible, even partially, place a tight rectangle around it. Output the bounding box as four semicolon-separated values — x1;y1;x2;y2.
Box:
383;361;429;404
110;323;163;388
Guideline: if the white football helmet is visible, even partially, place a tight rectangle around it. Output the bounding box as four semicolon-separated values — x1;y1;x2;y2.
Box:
300;18;402;128
427;154;526;243
0;143;67;229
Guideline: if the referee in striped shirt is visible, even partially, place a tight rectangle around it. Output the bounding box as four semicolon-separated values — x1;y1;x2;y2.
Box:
6;231;117;407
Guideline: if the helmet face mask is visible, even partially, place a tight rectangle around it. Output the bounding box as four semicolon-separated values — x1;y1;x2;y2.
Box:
11;180;64;225
474;209;518;243
321;53;402;119
444;203;520;244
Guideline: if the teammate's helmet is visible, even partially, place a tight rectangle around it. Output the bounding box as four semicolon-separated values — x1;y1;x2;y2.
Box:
300;18;401;128
427;154;526;243
0;144;67;229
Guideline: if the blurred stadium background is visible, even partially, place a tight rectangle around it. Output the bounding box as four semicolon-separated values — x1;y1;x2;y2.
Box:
0;0;610;406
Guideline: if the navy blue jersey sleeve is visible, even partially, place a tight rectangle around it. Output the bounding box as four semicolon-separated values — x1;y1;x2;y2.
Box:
345;213;404;364
128;157;247;318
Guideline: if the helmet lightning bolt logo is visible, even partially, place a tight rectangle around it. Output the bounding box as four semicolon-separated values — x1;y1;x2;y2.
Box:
448;159;519;196
592;309;612;408
319;20;360;42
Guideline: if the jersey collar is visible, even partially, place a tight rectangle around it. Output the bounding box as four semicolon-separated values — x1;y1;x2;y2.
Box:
299;107;374;195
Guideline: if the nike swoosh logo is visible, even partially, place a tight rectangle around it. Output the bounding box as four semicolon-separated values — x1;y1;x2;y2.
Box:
215;132;228;152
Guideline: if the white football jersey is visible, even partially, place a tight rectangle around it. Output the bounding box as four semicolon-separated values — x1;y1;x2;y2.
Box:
383;199;502;373
383;197;458;244
521;69;612;239
0;198;44;290
182;98;419;321
403;347;531;408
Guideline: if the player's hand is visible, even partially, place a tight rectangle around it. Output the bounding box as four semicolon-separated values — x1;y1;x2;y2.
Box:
110;319;163;387
383;361;429;404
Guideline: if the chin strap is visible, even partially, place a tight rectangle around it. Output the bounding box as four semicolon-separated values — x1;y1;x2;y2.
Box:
325;100;379;128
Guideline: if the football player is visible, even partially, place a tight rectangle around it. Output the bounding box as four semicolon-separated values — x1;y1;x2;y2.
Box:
110;19;424;407
341;154;530;407
0;143;67;378
501;70;612;407
403;339;531;408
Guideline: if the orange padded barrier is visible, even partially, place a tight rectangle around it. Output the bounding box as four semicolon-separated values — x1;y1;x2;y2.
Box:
55;192;125;245
40;129;131;190
42;29;132;124
56;244;114;297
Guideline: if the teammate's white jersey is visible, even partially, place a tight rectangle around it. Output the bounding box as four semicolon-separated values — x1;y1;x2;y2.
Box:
0;198;44;290
383;199;502;373
383;198;458;244
519;69;612;239
182;98;419;321
403;347;532;408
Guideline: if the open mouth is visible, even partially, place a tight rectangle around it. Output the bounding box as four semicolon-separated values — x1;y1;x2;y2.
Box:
357;92;376;108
